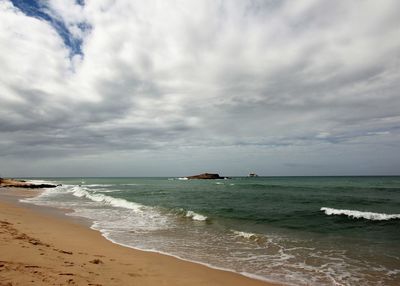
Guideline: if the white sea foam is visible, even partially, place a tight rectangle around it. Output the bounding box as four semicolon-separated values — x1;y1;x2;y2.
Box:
21;184;67;199
71;186;143;212
321;207;400;221
233;230;257;239
98;234;281;286
86;184;113;187
92;189;120;193
185;210;208;221
121;184;140;186
232;230;265;242
177;177;188;180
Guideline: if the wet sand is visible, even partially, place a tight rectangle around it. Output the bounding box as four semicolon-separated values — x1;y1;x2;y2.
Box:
0;187;279;286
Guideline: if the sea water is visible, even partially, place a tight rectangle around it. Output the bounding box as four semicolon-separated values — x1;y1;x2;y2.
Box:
21;176;400;285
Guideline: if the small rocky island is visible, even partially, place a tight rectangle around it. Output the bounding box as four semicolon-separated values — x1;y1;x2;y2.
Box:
186;173;228;180
0;178;58;189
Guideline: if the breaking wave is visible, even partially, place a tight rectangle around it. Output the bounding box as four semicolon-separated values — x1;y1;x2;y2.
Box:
71;186;143;212
321;207;400;221
71;186;208;222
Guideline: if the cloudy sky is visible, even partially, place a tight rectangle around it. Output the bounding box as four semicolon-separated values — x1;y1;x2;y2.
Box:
1;0;400;177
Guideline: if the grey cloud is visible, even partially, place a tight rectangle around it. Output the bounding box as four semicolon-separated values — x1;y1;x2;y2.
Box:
1;0;400;176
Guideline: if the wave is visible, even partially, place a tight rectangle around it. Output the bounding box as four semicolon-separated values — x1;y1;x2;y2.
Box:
320;207;400;221
177;177;188;180
71;186;143;212
185;210;208;221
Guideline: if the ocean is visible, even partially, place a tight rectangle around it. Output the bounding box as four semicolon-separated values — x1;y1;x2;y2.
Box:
21;176;400;285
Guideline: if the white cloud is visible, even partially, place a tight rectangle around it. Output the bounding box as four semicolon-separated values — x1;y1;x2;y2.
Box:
0;1;71;128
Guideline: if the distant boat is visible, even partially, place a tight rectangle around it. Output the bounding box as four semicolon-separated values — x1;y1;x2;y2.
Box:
248;173;258;177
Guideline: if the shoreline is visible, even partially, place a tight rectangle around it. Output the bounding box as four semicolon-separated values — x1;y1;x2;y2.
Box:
0;187;281;286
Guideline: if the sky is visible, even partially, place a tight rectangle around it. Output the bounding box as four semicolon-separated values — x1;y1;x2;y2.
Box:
1;0;400;177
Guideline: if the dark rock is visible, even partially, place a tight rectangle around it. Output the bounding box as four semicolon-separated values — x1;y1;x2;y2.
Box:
186;173;227;180
22;184;58;189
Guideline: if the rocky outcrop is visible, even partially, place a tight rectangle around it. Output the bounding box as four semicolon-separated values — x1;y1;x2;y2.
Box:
17;183;59;189
186;173;227;180
0;178;58;188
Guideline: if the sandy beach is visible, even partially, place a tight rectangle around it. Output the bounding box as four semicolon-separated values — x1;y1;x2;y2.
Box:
0;187;278;286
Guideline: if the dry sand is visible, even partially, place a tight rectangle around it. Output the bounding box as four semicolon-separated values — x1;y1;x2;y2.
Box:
0;187;279;286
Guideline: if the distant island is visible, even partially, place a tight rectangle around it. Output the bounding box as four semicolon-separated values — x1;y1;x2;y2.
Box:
186;173;228;180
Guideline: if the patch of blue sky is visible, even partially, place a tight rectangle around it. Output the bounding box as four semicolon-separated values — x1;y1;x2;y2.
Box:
10;0;88;56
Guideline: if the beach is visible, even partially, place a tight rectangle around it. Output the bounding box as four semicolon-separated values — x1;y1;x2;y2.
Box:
0;187;277;286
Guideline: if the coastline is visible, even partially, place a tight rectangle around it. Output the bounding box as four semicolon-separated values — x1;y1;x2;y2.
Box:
0;187;280;286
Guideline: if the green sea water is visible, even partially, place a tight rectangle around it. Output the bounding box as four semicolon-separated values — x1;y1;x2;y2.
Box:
23;176;400;285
